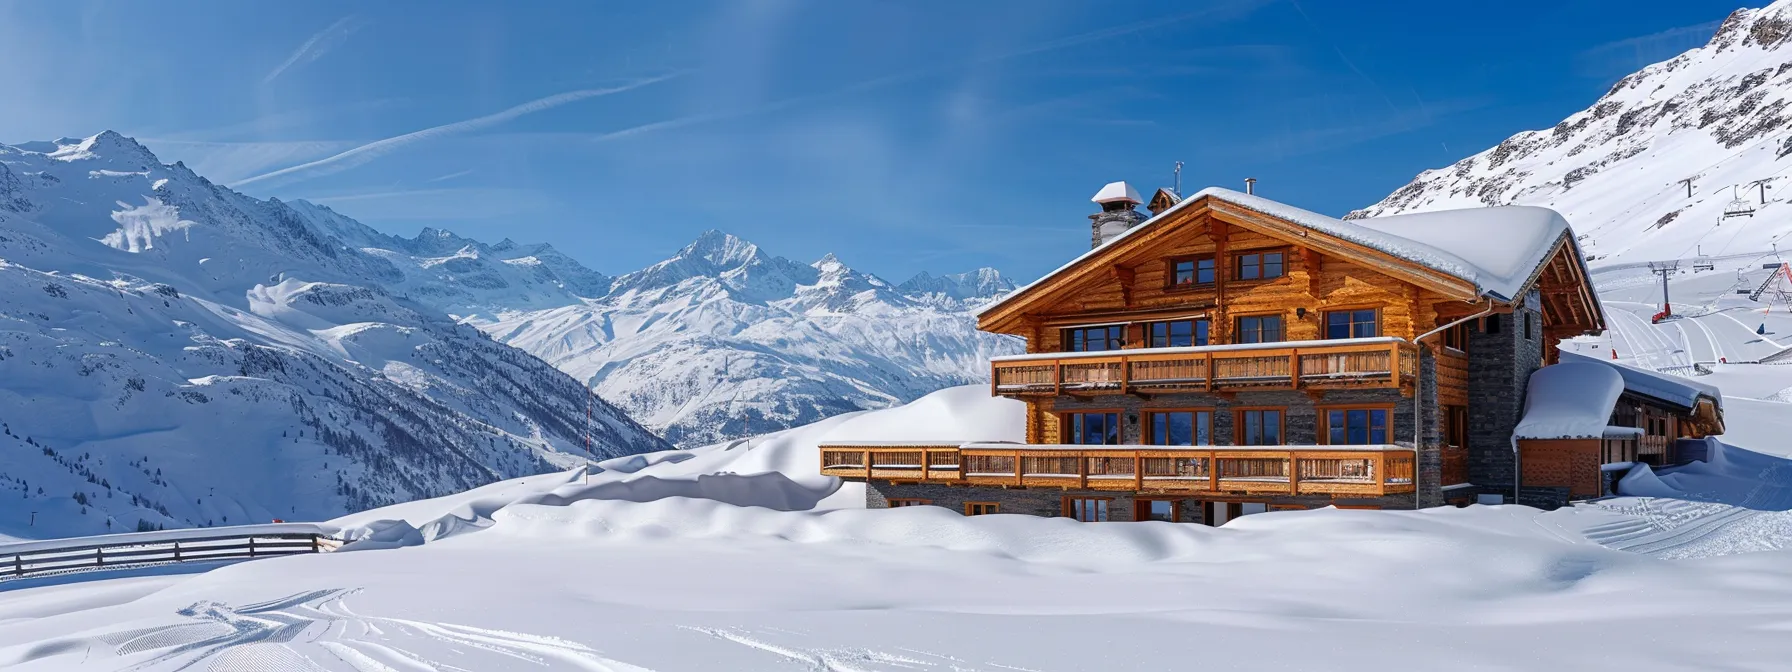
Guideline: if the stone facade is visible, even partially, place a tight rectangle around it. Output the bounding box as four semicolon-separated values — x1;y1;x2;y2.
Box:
1464;291;1547;501
1089;207;1147;249
865;480;1414;519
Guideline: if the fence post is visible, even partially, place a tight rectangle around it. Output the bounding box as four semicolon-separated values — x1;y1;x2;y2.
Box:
12;554;20;576
173;541;181;562
249;537;256;558
95;547;103;567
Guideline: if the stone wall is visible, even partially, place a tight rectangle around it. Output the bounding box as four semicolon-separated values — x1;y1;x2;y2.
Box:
1464;291;1546;498
865;480;1418;517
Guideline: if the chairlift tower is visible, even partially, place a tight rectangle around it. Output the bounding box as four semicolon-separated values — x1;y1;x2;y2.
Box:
1648;261;1679;323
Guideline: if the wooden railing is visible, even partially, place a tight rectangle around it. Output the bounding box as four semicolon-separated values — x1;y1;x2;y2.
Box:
2;524;342;580
991;338;1417;398
1638;435;1673;459
820;444;1416;497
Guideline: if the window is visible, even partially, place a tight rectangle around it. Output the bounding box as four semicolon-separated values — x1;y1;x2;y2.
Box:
1136;499;1179;522
1237;409;1284;445
1444;405;1468;448
1171;257;1216;287
1063;324;1124;352
965;502;999;516
1235;251;1285;280
1148;410;1212;445
888;498;931;507
1063;411;1121;445
1483;314;1501;334
1064;497;1111;522
1442;323;1468;351
1324;407;1391;445
1147;319;1209;348
1234;314;1284;344
1324;309;1379;339
1525;312;1534;340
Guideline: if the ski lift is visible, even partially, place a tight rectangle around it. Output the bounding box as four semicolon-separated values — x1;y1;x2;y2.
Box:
1724;185;1756;218
1694;257;1715;272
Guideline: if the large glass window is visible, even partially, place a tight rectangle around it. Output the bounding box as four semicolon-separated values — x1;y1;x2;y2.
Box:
1326;408;1390;445
1147;319;1209;348
1234;315;1284;344
1064;411;1121;445
1148;410;1212;446
1138;500;1178;522
1325;309;1380;339
1235;251;1285;280
1238;409;1284;445
1065;497;1110;522
1171;257;1215;287
1063;325;1124;352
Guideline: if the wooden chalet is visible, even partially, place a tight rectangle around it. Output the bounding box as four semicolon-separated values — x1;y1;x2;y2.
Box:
822;183;1609;523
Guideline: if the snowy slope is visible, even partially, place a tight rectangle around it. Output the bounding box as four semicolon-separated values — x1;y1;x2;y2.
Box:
12;386;1792;670
1353;1;1792;268
479;231;1023;448
0;132;668;540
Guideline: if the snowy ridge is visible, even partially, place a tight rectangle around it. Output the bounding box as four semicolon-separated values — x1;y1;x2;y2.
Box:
1354;1;1792;268
0;132;668;540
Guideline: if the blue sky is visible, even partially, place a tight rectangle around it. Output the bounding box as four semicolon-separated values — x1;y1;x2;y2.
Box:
0;0;1747;283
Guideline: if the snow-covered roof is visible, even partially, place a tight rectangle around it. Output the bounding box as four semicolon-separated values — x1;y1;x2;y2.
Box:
981;187;1577;317
1515;362;1627;440
1091;181;1143;205
1559;351;1724;412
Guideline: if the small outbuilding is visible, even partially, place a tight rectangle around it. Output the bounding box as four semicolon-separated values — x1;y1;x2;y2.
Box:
1515;354;1724;500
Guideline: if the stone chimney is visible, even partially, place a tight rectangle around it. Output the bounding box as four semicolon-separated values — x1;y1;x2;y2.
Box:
1089;181;1145;249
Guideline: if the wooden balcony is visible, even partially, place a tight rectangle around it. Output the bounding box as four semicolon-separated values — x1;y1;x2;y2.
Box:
990;337;1418;398
819;443;1416;498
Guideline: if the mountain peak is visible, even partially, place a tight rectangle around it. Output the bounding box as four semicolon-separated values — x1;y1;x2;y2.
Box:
813;253;844;270
47;130;159;166
679;229;760;268
897;267;1015;302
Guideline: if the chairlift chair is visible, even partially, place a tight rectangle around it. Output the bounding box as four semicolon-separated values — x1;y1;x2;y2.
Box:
1724;185;1756;218
1694;257;1715;272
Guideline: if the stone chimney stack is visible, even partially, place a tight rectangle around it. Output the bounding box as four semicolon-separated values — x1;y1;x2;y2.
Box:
1089;181;1146;249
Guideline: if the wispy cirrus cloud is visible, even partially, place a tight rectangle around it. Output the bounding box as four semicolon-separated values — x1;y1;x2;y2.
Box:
1577;20;1723;78
582;0;1272;145
264;14;367;85
230;72;685;189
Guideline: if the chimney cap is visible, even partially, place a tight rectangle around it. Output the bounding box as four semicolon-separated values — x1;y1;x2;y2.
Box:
1091;181;1143;205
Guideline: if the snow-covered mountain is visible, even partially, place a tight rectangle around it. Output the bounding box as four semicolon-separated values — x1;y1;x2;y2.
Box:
0;132;667;539
479;231;1023;448
1353;1;1792;266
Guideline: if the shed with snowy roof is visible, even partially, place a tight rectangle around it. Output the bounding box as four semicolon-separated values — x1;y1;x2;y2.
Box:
1515;356;1725;500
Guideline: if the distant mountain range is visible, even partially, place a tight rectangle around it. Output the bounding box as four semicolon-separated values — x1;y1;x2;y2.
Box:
0;132;668;538
477;231;1022;447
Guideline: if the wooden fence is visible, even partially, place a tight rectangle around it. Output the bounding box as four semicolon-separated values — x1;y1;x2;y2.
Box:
2;524;342;580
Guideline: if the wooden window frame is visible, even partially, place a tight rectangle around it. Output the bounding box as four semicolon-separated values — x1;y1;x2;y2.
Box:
1165;255;1217;291
1322;307;1381;340
1443;405;1468;448
887;498;932;508
1062;495;1114;522
1061;324;1125;352
1233;406;1288;446
1144;407;1215;446
1441;322;1469;352
1134;498;1182;522
1146;318;1210;348
1232;311;1286;344
1318;404;1397;445
1231;248;1289;282
1060;409;1125;445
965;501;1000;516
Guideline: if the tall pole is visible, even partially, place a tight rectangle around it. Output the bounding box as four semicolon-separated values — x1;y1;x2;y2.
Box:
1173;161;1184;197
1648;261;1678;318
1679;178;1694;198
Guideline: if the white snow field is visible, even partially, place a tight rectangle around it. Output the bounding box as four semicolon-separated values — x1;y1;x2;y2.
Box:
7;385;1792;671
